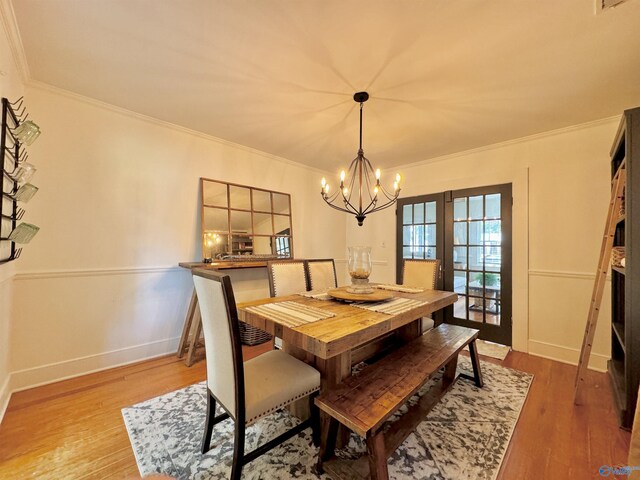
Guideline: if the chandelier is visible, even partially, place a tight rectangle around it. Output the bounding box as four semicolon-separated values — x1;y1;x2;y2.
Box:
321;92;401;226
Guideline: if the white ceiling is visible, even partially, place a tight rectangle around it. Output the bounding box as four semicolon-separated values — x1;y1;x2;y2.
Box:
10;0;640;171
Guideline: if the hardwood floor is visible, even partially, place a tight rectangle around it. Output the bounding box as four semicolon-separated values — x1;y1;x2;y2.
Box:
0;346;630;479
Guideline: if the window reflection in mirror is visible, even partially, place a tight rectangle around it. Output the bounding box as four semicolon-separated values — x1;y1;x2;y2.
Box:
200;178;293;261
273;193;290;214
253;190;271;212
229;185;251;210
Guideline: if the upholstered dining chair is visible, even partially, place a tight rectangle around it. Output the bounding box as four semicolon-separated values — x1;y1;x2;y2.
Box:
267;260;309;349
192;269;320;480
267;260;309;297
304;259;338;291
402;259;442;333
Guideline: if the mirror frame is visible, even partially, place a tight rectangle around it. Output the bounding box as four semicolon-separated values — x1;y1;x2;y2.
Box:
200;177;294;261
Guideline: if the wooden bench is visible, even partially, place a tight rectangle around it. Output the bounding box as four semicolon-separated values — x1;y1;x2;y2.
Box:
315;323;483;480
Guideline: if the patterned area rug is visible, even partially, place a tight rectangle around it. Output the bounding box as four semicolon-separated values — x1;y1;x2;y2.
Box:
122;358;532;480
463;340;511;361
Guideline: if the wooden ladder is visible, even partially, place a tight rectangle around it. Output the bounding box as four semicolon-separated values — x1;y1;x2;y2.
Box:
574;161;626;405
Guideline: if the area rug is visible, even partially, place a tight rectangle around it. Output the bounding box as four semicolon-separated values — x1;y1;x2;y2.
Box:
122;358;532;480
463;340;511;361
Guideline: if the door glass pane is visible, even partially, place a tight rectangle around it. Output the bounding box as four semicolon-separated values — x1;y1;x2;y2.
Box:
454;271;466;294
426;247;436;259
469;247;483;271
454;295;467;320
425;224;436;246
486;194;501;219
484;273;501;325
425;202;436;223
403;205;413;224
413;225;425;246
469;195;483;220
453;198;467;220
485;220;501;245
403;246;412;258
469;272;484;296
485;246;501;272
453;246;467;269
414;203;424;223
413;248;425;259
468;297;485;323
453;222;467;245
469;221;483;245
403;226;412;245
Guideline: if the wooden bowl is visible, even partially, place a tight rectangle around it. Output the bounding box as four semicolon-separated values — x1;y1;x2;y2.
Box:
327;286;394;302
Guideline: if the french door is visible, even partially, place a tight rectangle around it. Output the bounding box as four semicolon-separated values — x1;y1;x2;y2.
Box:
396;183;512;345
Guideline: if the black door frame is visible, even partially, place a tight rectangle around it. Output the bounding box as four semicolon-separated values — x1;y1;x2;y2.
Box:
443;183;512;346
396;192;445;326
396;183;512;345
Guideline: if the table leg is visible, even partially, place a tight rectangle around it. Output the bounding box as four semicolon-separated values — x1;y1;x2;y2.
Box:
177;288;198;358
396;318;422;344
185;304;202;367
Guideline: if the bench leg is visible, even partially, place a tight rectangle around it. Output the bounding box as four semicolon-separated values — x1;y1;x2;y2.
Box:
468;340;484;388
316;414;339;473
366;430;389;480
443;354;458;388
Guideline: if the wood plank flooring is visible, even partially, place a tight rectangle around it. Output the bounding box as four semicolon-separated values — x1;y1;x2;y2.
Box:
0;346;630;479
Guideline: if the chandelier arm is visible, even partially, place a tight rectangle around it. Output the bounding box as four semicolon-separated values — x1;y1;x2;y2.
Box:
322;196;357;214
378;184;400;201
323;190;348;207
368;187;399;207
366;196;400;214
361;195;379;215
341;190;361;214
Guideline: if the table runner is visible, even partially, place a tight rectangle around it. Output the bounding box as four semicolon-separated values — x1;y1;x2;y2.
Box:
245;301;335;327
376;284;425;293
354;297;428;315
298;289;332;301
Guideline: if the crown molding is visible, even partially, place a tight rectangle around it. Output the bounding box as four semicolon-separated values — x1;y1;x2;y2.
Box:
399;114;621;171
0;0;30;84
26;80;333;177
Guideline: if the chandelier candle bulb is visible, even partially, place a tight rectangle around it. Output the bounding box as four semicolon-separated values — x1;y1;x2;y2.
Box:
375;168;381;180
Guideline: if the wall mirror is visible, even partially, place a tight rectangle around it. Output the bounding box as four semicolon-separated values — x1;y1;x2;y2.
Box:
201;178;293;261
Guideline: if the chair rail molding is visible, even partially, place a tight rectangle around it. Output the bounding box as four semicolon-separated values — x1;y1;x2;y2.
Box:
528;269;611;281
13;265;186;281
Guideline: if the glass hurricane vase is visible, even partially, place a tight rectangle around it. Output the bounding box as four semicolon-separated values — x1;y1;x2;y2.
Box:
347;246;373;294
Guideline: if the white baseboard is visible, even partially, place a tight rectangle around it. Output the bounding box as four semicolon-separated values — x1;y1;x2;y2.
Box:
9;336;181;394
528;339;609;373
0;374;11;425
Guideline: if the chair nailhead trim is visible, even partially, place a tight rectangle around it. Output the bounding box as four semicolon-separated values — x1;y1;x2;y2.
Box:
245;386;320;425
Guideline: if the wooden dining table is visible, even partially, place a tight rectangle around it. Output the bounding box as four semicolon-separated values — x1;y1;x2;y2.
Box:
236;287;458;401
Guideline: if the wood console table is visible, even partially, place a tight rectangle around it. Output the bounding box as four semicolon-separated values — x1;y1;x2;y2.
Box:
176;260;295;366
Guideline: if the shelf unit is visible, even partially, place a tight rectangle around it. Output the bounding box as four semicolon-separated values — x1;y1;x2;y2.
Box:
1;97;40;264
609;107;640;429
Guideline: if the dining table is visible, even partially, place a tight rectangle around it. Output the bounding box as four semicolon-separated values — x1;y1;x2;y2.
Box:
236;286;458;421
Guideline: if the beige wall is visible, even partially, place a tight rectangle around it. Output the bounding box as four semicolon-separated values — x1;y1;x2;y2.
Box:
0;7;23;420
346;117;619;370
7;84;346;391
